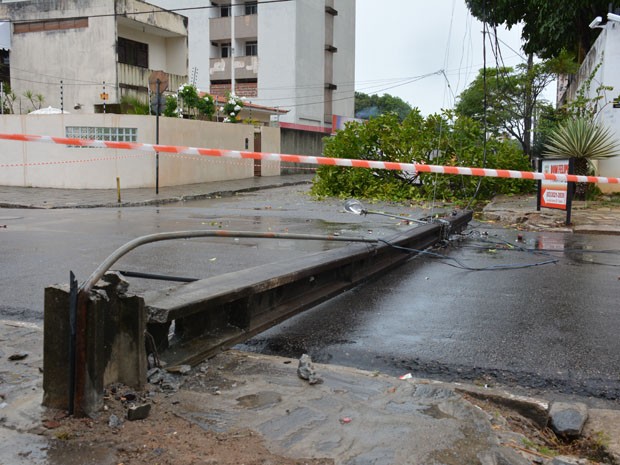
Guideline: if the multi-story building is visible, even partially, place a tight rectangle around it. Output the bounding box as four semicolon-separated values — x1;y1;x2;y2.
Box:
0;0;188;114
150;0;356;128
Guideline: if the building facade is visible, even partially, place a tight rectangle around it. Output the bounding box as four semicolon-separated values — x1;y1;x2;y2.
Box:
0;0;188;114
560;12;620;192
150;0;356;128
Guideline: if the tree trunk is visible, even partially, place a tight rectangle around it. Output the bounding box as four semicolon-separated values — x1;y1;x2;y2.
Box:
523;53;534;160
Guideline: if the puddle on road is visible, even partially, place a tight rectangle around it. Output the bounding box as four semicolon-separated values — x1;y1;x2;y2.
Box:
236;391;282;410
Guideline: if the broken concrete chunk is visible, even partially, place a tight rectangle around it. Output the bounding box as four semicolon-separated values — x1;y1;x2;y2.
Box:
548;402;588;438
127;403;151;421
108;414;121;429
147;368;164;384
297;354;323;385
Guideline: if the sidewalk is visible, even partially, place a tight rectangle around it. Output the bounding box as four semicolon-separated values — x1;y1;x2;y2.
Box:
0;174;315;209
2;179;619;235
482;194;620;235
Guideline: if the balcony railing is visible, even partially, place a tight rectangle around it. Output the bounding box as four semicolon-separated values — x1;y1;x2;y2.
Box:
210;14;257;41
118;63;187;92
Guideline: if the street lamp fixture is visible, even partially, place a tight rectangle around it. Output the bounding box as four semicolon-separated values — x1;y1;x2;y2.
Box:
343;199;427;224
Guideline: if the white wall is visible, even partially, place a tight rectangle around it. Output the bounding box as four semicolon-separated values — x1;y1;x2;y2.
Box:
293;0;326;125
5;1;117;113
332;0;355;119
256;0;297;118
571;22;620;192
0;114;281;188
149;0;212;90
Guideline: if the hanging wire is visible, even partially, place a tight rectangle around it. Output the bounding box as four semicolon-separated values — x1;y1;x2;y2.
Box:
465;5;490;210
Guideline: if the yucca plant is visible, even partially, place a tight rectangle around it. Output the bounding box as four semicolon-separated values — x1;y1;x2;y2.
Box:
543;117;620;199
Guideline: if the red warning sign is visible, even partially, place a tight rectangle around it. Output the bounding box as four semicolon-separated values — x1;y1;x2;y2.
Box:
540;160;569;210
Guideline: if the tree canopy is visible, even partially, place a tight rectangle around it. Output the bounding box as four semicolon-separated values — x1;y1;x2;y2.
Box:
464;0;612;61
455;61;555;157
354;91;413;121
311;111;534;202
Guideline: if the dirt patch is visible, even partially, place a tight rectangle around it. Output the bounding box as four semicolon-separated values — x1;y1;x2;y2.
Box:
41;382;333;465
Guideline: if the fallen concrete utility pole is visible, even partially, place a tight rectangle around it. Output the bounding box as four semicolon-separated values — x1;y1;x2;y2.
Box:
43;211;472;416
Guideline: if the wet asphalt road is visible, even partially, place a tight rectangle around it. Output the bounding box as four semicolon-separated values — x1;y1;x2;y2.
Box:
2;185;620;405
240;228;620;405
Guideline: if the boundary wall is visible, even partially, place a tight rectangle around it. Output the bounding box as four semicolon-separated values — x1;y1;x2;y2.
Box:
0;114;281;189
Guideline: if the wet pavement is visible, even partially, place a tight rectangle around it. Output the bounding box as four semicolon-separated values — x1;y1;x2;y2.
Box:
2;177;620;464
482;194;620;234
0;174;315;209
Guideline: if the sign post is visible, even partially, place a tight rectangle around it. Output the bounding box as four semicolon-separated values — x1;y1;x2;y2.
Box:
148;72;169;195
538;158;574;225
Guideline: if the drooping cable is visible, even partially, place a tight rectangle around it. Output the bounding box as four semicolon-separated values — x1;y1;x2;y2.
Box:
465;4;490;210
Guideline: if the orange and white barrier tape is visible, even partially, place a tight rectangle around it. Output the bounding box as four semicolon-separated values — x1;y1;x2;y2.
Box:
0;132;618;185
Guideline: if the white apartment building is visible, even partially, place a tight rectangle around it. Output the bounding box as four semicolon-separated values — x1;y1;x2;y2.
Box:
0;0;188;114
151;0;356;128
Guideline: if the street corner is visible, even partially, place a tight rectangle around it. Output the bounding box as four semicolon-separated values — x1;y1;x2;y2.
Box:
163;351;550;464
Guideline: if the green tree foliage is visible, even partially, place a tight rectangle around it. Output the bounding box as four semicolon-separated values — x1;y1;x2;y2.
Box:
354;91;413;121
1;84;17;114
120;95;149;115
311;111;534;203
23;89;45;111
163;83;216;119
464;0;610;62
455;61;555;157
540;65;619;198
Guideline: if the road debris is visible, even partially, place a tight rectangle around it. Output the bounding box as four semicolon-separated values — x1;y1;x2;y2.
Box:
297;354;323;385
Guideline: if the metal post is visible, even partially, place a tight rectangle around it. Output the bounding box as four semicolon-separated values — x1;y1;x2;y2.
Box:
536;158;541;211
230;0;235;95
103;81;106;114
566;158;575;225
156;79;161;195
60;80;63;113
68;271;77;415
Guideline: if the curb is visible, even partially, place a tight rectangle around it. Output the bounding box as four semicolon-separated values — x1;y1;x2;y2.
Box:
0;179;312;210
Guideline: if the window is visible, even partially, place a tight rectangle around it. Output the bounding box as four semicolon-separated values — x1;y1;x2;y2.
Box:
220;5;231;17
118;37;148;68
245;2;257;15
66;126;138;148
245;41;257;56
221;43;231;58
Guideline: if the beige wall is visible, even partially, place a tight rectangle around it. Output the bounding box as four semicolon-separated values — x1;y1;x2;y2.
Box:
0;114;280;188
258;126;281;176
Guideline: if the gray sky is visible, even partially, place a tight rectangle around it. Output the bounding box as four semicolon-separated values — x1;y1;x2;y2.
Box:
354;0;540;116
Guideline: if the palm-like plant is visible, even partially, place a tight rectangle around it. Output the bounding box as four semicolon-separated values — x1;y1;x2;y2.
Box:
543;117;620;199
542;117;620;160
